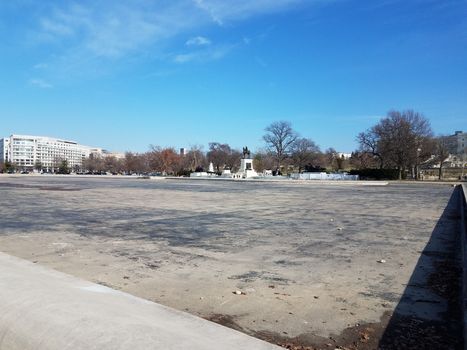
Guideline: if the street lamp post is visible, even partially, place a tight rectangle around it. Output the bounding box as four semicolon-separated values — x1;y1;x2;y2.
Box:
416;148;421;180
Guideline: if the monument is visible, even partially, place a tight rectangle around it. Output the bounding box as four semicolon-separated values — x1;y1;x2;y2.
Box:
191;147;259;179
234;146;258;179
208;162;215;173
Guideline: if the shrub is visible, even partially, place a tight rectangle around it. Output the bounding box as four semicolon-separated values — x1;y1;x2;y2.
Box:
349;168;401;180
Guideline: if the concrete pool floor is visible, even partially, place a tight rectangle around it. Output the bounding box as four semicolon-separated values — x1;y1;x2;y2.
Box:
0;176;462;349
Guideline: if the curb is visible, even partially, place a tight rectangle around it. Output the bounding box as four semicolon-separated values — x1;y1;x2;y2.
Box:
460;184;467;350
0;252;280;350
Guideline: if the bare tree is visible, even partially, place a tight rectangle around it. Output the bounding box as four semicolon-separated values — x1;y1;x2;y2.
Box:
124;152;147;174
158;148;181;175
181;145;206;172
207;143;235;172
349;151;378;170
291;138;321;173
83;153;104;173
357;110;434;179
324;148;346;171
226;150;242;172
357;130;384;169
147;145;163;172
380;110;433;179
103;156;119;174
263;121;298;170
253;150;275;173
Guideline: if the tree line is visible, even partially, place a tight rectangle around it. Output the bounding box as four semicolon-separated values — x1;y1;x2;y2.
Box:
100;110;451;179
79;120;354;176
0;109;456;179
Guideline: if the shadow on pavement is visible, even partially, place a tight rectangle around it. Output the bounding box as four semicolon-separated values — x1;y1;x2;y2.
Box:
379;186;463;350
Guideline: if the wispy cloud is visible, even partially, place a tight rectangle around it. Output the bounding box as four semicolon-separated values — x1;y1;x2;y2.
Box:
34;0;307;58
33;63;48;69
22;0;312;82
37;2;185;58
186;36;212;46
173;54;196;63
29;79;53;89
174;44;234;63
193;0;304;25
40;17;75;36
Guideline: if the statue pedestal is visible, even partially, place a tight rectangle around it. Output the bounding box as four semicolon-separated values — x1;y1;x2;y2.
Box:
236;158;258;178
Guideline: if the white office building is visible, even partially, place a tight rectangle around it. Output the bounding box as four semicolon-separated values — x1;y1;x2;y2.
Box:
0;134;100;172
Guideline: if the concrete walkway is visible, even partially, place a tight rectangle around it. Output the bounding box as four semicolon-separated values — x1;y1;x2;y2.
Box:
0;252;279;350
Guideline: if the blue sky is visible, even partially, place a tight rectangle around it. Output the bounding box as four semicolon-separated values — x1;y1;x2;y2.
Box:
0;0;466;153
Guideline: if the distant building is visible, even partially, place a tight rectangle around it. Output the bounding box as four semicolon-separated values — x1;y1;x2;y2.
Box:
179;147;186;156
101;150;126;160
0;138;11;164
444;131;467;155
437;131;467;168
337;152;352;160
0;134;101;171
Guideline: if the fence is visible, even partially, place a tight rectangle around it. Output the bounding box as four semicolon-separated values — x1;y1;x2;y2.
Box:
290;172;359;181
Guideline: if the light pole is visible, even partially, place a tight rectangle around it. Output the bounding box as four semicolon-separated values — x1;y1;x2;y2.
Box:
416;148;421;180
